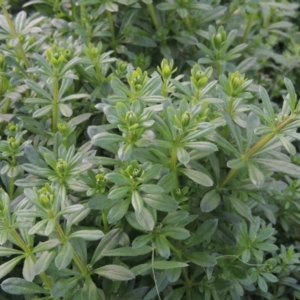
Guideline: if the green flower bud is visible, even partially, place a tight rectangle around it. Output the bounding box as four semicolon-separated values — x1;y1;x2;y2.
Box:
56;159;68;176
7;122;16;133
64;50;71;59
39;193;52;210
119;61;127;72
58;122;68;133
213;33;222;50
46;49;52;61
197;77;208;87
229;72;246;95
125;111;138;126
57;55;66;65
194;70;205;81
28;36;36;44
134;84;142;92
91;48;98;58
181;112;191;128
51;58;59;68
8;137;19;150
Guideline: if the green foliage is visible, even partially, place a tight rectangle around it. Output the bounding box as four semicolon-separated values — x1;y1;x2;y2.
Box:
0;0;300;299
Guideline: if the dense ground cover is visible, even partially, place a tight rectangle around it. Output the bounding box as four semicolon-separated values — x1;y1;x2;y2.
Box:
1;0;300;299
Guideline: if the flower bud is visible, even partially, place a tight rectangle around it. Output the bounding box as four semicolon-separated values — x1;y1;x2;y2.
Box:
118;61;127;72
181;112;191;128
51;58;59;68
56;159;68;176
213;33;222;50
57;55;66;65
58;122;68;134
8;137;19;150
125;111;138;126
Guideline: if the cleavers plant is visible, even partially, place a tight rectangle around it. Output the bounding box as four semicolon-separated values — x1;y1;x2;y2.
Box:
1;0;300;300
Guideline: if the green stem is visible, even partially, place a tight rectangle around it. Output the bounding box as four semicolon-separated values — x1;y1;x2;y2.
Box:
1;4;29;69
54;222;89;276
102;211;108;233
243;14;254;42
216;61;222;77
106;11;116;49
80;5;85;26
162;80;168;97
147;3;159;30
220;115;295;187
95;64;103;84
53;0;59;12
182;15;192;32
52;77;59;133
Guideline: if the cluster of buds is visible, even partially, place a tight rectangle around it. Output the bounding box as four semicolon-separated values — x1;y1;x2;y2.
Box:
153;28;169;42
7;137;20;151
46;44;72;68
95;173;107;194
121;160;144;183
55;159;68;178
84;42;103;61
4;122;24;137
190;64;211;90
38;183;54;210
127;68;148;92
115;60;128;77
125;111;138;128
157;59;177;82
134;53;151;70
211;26;227;51
228;72;247;97
180;111;191;128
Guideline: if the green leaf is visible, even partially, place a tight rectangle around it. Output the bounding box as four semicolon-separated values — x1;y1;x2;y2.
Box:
152;261;188;270
52;277;79;298
91;229;123;265
91;132;124;147
156;3;177;10
55;242;74;269
155;235;170;258
0;256;24;280
139;184;164;194
108;186;131;199
32;105;52;118
131;190;144;213
92;265;135;281
284;77;297;111
23;256;35;282
179;168;213;186
161;227;190;240
1;278;47;295
248;162;265;188
229;196;254;223
105;173;129;185
158;172;177;193
136;207;155;231
102;246;152;257
107;199;130;223
259;86;274;123
68;230;104;241
176;147;190;164
25;80;52;100
184;252;217;267
0;247;23;256
200;189;221;212
143;194;178;212
192;219;218;245
34;251;56;275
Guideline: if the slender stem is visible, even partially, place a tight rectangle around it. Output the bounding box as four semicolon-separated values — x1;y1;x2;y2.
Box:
53;0;59;12
216;61;222;77
162;80;168;97
227;97;234;116
243;14;254;42
54;222;89;276
102;211;108;233
170;146;177;172
80;5;85;26
147;3;159;30
8;156;16;199
220;115;295;187
95;64;103;84
1;5;29;69
52;77;59;133
106;11;116;49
